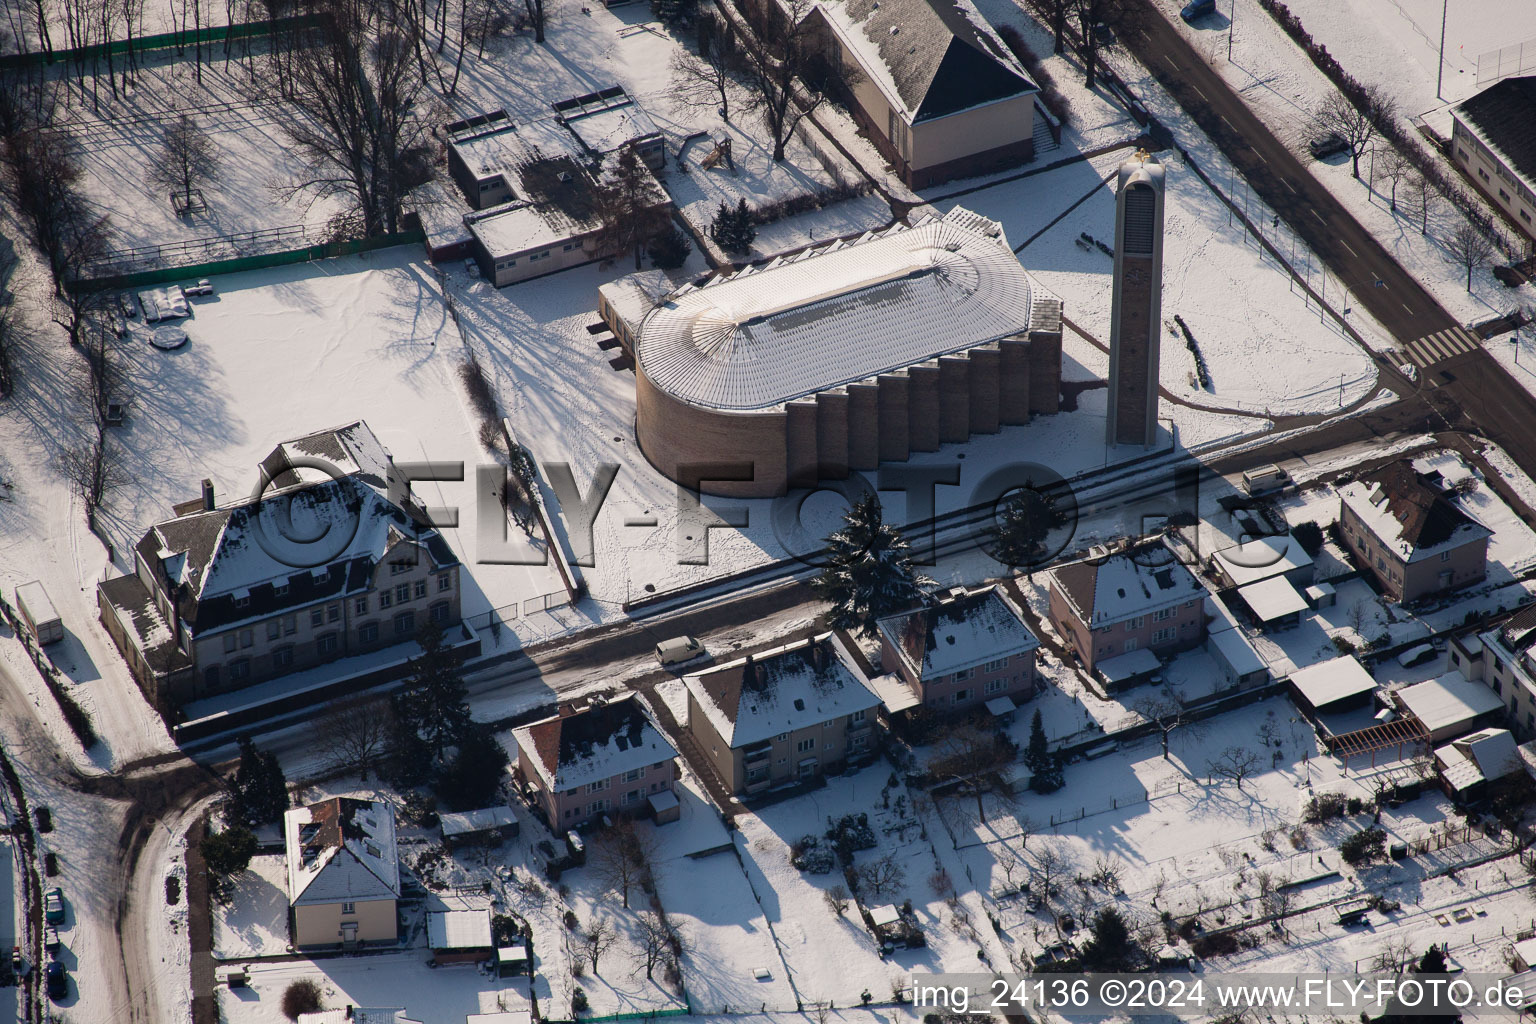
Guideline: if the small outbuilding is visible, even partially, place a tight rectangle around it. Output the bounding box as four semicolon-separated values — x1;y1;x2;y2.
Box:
1095;648;1161;692
1208;628;1268;690
1238;576;1309;629
1435;727;1521;801
439;807;519;850
1288;656;1378;716
427;909;494;964
1210;533;1315;589
495;942;530;978
1392;671;1505;743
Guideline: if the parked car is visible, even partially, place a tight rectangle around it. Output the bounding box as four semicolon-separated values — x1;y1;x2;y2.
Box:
34;805;52;833
1092;21;1115;44
1180;0;1215;20
117;292;138;318
44;887;64;924
655;635;704;667
44;925;59;954
9;946;24;979
45;961;67;1001
1309;132;1348;159
184;279;214;296
463;258;480;278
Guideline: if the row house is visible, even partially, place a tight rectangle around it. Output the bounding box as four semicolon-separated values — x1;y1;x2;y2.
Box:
512;694;679;828
98;421;463;716
875;585;1041;713
684;634;880;795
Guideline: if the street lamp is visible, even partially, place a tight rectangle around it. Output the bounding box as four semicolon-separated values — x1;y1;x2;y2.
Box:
1228;0;1237;60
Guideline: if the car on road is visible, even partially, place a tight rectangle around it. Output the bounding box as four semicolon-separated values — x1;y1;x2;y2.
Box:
1308;132;1348;159
655;635;705;667
1180;0;1215;20
44;887;64;924
45;961;67;1001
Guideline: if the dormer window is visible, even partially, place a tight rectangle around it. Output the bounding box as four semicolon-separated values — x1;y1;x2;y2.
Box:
234;595;250;609
390;561;411;575
274;583;289;597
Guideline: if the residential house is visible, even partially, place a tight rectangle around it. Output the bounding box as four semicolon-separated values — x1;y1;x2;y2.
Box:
445;107;671;287
1435;726;1521;801
1450;75;1536;242
284;798;400;948
804;0;1040;188
299;1011;422;1024
1045;538;1207;675
684;633;880;794
512;694;679;828
874;585;1040;713
1449;603;1536;739
1337;462;1491;603
97;421;464;716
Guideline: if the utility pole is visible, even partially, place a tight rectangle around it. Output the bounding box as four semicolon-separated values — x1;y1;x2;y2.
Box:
1228;0;1236;60
1437;0;1449;100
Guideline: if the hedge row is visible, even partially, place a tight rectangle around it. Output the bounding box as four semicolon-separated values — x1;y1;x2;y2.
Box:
996;25;1073;128
1255;0;1517;259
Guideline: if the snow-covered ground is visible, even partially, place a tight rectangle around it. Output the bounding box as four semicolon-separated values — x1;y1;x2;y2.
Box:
212;853;291;959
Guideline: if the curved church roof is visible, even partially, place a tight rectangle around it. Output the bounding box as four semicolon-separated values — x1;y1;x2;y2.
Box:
635;208;1035;412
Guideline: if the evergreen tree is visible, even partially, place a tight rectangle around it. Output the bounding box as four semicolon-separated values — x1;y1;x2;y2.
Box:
1080;908;1139;971
650;0;694;25
229;735;289;826
987;481;1069;571
812;493;932;638
646;226;693;269
1025;709;1064;793
201;822;257;903
435;724;511;810
382;691;434;788
1415;945;1448;974
709;199;756;255
594;146;670;270
397;623;472;762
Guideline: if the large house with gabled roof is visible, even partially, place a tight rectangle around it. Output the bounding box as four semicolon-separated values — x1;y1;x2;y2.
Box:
284;797;400;948
805;0;1040;188
512;694;679;828
875;585;1040;713
97;421;464;715
683;633;880;794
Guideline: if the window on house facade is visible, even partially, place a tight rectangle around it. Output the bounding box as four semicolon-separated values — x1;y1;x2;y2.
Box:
267;621;281;641
986;679;1006;694
1152;627;1176;644
624;767;644;782
396;584;410;603
274;583;288;597
1441;551;1452;561
328;604;340;623
224;633;237;653
273;646;294;669
797;738;815;753
622;789;642;805
310;608;324;627
587;779;609;792
283;615;297;635
390;561;410;575
317;632;339;655
1124;638;1139;653
230;658;250;681
360;622;379;644
239;629;253;648
356;597;368;615
776;733;788;741
953;689;972;704
851;709;866;723
437;573;452;592
380;592;393;609
394;611;415;636
953;668;974;682
984;657;1009;671
414;580;427;600
430;601;450;624
589;799;609;814
1126;616;1144;630
235;595;250;609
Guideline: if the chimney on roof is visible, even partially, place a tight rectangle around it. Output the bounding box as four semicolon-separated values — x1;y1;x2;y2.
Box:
201;478;215;511
812;642;825;672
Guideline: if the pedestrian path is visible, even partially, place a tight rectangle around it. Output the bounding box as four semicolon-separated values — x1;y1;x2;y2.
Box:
1402;325;1481;369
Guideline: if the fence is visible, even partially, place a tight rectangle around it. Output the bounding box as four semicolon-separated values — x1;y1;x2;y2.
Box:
86;223;310;279
1477;36;1536;87
0;13;324;70
69;228;426;292
463;590;574;632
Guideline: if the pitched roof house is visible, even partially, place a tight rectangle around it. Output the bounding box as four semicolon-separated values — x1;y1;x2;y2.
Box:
1450;75;1536;240
1045;539;1207;676
874;586;1040;713
1435;726;1521;799
684;634;879;794
805;0;1040;187
284;798;400;948
98;421;465;717
1337;462;1491;602
512;694;679;827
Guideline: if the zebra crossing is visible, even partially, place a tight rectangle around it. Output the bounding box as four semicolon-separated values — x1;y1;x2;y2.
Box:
1401;325;1482;369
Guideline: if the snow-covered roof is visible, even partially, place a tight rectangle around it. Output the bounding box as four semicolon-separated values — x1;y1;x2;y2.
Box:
684;633;880;748
1436;727;1520;792
1454;75;1536;192
1096;647;1161;683
1339;463;1492;564
875;585;1038;680
1393;671;1504;735
1288;656;1377;711
439;806;517;838
1238;576;1309;622
809;0;1036;125
299;1011;419;1024
132;420;455;636
512;694;676;794
635;208;1035;412
554;85;661;157
427;909;494;950
1211;533;1314;587
1203;593;1241;634
866;671;922;713
599;270;689;337
284;798;400;906
468;1013;533;1024
1048;538;1205;629
1208;628;1266;678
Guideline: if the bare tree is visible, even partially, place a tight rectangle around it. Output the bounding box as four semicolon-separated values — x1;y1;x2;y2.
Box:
854;853;905;898
1370;934;1415;974
632;911;671;980
318;695;394;779
63;425;123;529
47;217;116;346
739;0;839;162
1404;170;1437;235
592;147;670;270
1022;0;1068;54
1376;146;1409;211
262;11;432;237
591;819;656;909
0;299;22;399
1207;746;1262;792
927;723;1014;824
1443;221;1496;293
521;0;543;42
1309;86;1398;179
1133;691;1202;761
823;884;850;916
1069;0;1112;89
671;15;744;122
148;114;220;214
581;917;617;973
0;127;93;291
1255;869;1292;920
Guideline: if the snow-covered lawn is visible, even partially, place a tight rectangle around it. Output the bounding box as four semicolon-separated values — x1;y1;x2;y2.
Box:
217;953;506;1024
212;853;291;959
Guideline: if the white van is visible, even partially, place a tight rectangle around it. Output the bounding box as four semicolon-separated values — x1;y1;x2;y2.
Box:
15;581;63;645
655;636;704;667
1241;464;1290;495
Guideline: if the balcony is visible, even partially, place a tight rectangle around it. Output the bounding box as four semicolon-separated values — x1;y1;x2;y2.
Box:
743;742;771;765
